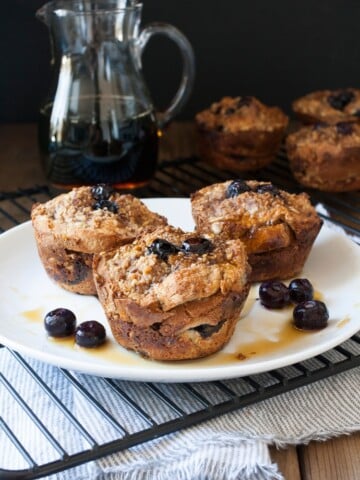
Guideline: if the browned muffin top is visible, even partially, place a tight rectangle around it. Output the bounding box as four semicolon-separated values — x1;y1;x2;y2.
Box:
286;120;360;147
94;225;250;312
31;185;167;253
191;180;320;243
195;96;288;134
292;88;360;123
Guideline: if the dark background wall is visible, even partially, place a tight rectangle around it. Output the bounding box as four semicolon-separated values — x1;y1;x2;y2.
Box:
1;0;360;123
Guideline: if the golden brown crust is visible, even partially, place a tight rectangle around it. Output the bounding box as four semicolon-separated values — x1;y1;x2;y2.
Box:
197;135;275;172
33;228;95;294
191;180;322;282
31;187;167;253
292;88;360;124
196;96;288;134
31;187;167;295
107;290;247;361
286;122;360;192
93;225;251;360
247;227;320;282
195;96;288;171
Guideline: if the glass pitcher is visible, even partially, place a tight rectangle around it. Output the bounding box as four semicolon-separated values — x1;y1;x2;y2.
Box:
36;0;195;189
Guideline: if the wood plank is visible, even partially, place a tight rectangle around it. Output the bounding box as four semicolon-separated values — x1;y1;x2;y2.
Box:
270;445;302;480
0;123;45;190
159;121;196;160
299;432;360;480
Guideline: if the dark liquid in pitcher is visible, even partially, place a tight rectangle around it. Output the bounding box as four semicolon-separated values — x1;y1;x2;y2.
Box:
38;97;159;190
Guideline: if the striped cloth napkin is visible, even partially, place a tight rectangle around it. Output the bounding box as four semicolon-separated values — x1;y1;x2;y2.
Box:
2;348;360;480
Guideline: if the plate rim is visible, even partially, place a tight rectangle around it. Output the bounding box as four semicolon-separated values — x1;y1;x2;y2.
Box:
0;197;359;383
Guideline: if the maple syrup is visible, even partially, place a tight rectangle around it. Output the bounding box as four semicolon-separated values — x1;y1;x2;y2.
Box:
38;99;159;190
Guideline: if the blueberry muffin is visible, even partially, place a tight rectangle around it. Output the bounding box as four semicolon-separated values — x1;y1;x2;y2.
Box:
93;225;251;361
292;88;360;124
195;96;289;172
191;180;322;282
286;121;360;192
31;185;167;295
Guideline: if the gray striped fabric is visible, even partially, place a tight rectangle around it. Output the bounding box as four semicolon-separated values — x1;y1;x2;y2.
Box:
2;347;360;480
75;368;360;480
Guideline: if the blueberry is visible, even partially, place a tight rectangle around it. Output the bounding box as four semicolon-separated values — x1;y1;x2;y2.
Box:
91;184;114;200
75;321;106;348
293;300;329;330
193;319;225;338
259;281;291;309
255;183;280;196
327;90;354;110
226;180;252;198
336;121;354;136
147;238;178;261
289;278;314;303
181;237;213;255
44;308;76;337
92;199;118;213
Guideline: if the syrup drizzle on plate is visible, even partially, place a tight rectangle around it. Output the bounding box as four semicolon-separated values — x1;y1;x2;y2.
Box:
20;304;316;367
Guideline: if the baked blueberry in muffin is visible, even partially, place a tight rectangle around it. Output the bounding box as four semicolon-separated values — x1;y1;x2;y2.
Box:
286;121;360;192
195;96;289;172
292;88;360;124
31;185;167;295
191;180;322;282
93;225;251;360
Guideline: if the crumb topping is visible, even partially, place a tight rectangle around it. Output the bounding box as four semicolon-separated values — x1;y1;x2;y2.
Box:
191;180;319;238
31;187;167;252
286;121;360;149
292;88;360;122
195;96;288;133
95;225;250;311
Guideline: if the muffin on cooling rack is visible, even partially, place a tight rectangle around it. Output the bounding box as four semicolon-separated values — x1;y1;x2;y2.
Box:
286;121;360;192
292;88;360;124
31;185;167;295
195;96;289;172
93;225;251;361
191;179;322;282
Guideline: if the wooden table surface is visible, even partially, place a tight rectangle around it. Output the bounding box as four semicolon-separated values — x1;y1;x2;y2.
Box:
1;122;360;479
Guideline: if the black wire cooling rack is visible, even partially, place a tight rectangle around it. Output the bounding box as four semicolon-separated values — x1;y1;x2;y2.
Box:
1;154;360;479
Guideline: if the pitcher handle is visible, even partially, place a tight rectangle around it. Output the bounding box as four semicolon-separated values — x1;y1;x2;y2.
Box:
138;22;195;129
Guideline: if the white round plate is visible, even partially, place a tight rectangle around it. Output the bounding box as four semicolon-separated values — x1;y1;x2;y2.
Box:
0;198;359;382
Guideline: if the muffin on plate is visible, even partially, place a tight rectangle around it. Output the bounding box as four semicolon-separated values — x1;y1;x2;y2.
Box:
93;225;251;361
195;96;289;172
31;185;167;295
292;88;360;124
191;180;322;282
286;121;360;192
